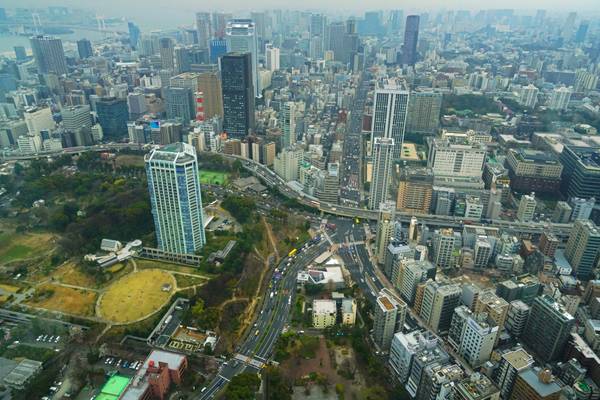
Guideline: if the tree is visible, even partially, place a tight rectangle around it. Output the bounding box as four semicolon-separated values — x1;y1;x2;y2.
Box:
223;372;260;400
264;366;291;400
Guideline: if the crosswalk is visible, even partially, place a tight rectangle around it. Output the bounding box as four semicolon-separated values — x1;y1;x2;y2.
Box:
233;353;265;369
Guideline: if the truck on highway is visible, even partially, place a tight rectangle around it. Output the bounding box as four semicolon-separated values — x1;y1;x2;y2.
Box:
288;248;297;257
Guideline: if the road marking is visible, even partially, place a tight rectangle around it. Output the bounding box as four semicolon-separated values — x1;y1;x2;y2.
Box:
218;375;231;382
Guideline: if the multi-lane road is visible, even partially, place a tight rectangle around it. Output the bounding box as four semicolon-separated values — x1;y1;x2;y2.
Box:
196;240;330;399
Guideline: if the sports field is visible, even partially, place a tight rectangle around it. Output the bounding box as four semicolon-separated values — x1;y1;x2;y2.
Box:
98;269;175;324
199;170;229;185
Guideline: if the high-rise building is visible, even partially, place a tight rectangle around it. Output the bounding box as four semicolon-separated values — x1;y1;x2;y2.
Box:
548;86;571;111
552;201;572;223
14;46;27;61
165;87;194;125
226;20;259;98
265;44;280;72
23;106;54;136
128;21;141;49
448;306;499;367
145;143;206;255
389;330;438;385
516;193;536;222
522;295;575;362
95;97;128;140
61;105;92;133
417;363;464;400
76;38;93;59
493;348;534;399
318;163;339;204
373;288;407;352
375;202;396;262
432;228;460;270
419;281;461;334
519;84;539;108
369;137;395;210
195;12;211;49
280;101;297;148
273;145;303;182
496;274;542;305
402;15;420;66
506;149;563;194
510;368;562;400
221;53;255;137
371;80;410;160
560;146;600;200
326;22;346;62
397;260;435;305
427;137;486;178
565;219;600;280
159;37;175;71
505;300;530;338
396;168;433;213
406;91;441;135
569;197;595;221
30;35;68;75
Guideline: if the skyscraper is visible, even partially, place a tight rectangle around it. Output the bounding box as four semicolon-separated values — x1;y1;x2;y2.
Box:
165;87;194;125
159;37;175;70
419;281;461;334
265;44;280;72
369;137;394;210
375;202;396;262
95;97;128;140
30;35;68;75
195;12;211;49
523;295;575;362
280;101;296;148
221;53;255;137
565;219;600;280
371;80;410;160
145;143;206;255
226;20;259;98
402;15;420;66
128;21;141;49
405;91;442;135
516;193;536;222
76;39;93;59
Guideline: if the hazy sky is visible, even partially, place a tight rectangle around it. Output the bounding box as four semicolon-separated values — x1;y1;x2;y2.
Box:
3;0;600;30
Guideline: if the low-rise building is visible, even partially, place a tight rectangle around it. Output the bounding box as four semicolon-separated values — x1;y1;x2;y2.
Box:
312;299;337;329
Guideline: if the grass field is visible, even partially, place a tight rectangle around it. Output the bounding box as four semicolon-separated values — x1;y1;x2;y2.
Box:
27;283;97;317
136;259;212;277
0;283;20;293
199;170;229;186
174;274;208;288
0;231;54;264
98;269;175;324
114;154;145;168
51;262;97;287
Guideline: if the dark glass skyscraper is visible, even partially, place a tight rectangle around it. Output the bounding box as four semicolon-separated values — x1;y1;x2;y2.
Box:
76;39;93;59
96;97;128;140
128;22;140;49
402;15;420;66
221;52;255;137
30;35;68;75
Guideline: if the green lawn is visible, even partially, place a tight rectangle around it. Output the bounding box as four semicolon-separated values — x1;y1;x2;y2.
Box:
199;170;229;186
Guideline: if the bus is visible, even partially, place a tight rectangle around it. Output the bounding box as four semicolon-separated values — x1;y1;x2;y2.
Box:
288;248;297;258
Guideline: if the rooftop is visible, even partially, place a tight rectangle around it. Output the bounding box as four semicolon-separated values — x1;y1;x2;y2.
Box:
502;348;533;371
518;368;562;397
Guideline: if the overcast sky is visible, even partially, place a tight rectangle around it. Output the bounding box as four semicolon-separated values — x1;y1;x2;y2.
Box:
3;0;599;30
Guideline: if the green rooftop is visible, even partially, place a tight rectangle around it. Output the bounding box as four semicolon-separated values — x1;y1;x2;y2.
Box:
97;374;131;399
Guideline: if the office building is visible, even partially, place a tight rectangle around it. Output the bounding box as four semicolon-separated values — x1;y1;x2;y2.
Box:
145;143;206;255
226;20;259;98
516;193;536;222
432;228;460;270
159;37;175;70
519;84;539;108
76;38;93;59
30;35;68;75
506;149;563;194
402;15;420;66
552;201;572;223
369;137;395;210
61;105;92;133
398;260;435;305
389;330;438;385
265;44;280;72
396;168;433;213
569;197;595;221
539;231;560;258
318;163;339;204
523;295;575;362
448;306;499;367
165;87;194;125
127;92;147;119
13;46;27;61
23;106;54;136
405;337;450;397
505;301;529;338
375;202;396;263
419;281;461;334
565;219;600;280
496;275;541;305
371;80;410;160
221;53;255;137
417;363;464;400
560;145;600;199
474;290;509;330
548;86;571;111
406;91;442;135
273;145;303;182
128;21;140;49
493;348;534;399
428;138;486;178
373;288;407;352
195;12;211;49
196;71;223;119
510;368;562;400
